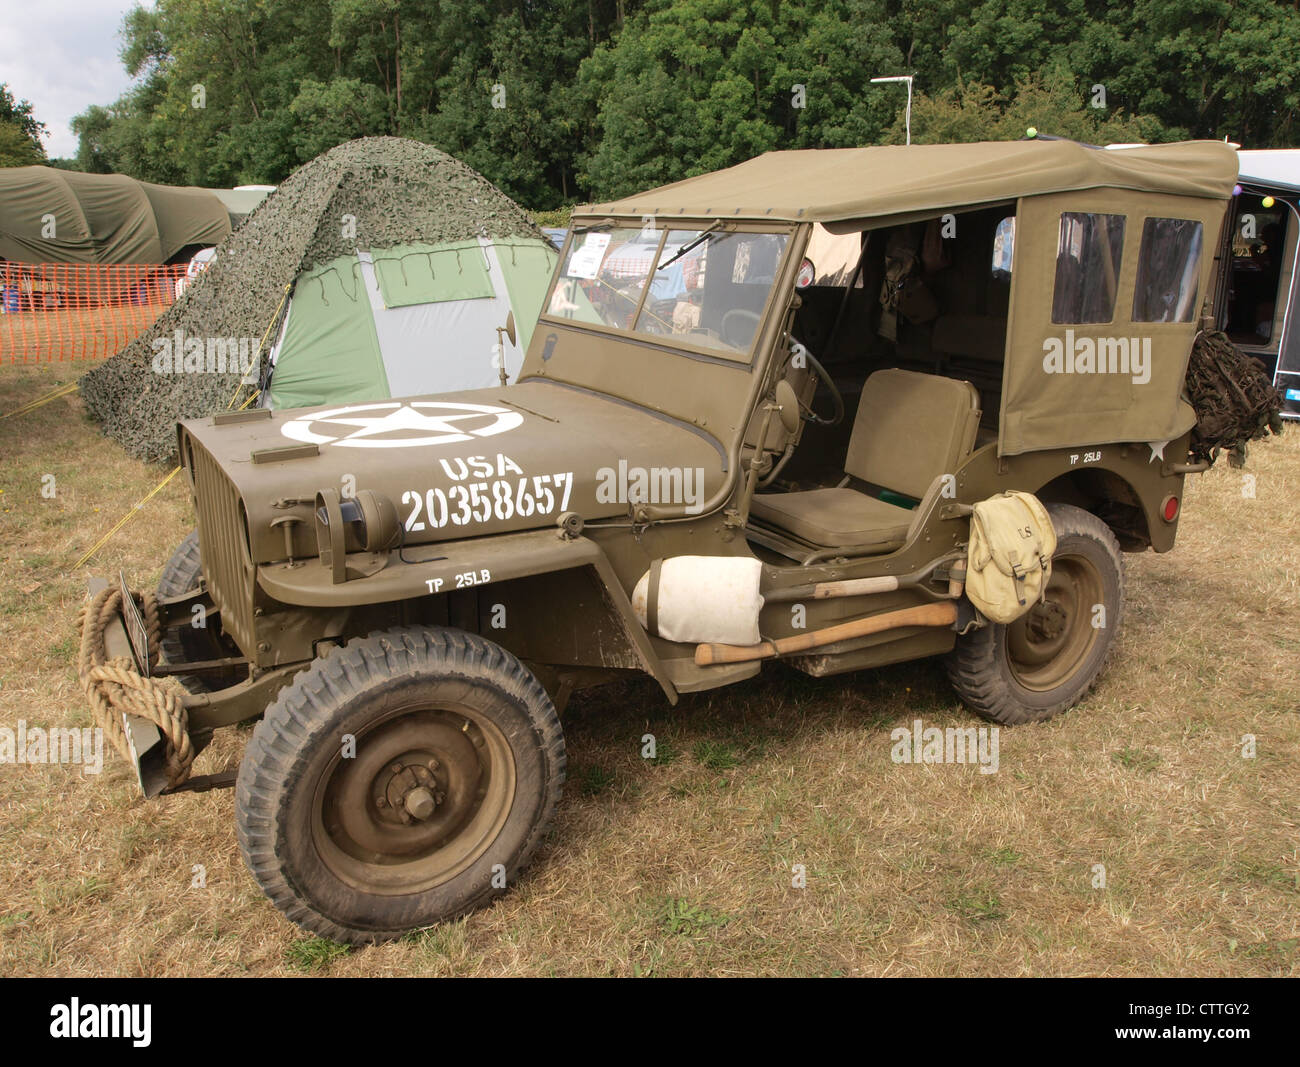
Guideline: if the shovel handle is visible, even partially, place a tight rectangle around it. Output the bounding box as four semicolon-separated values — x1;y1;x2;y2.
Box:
696;601;958;666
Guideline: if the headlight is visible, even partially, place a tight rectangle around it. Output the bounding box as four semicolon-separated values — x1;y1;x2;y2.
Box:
315;489;400;554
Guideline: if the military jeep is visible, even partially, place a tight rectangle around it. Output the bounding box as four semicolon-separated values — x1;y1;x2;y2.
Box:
89;139;1238;942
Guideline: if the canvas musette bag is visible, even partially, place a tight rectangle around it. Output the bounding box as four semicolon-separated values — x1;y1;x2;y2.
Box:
965;491;1057;624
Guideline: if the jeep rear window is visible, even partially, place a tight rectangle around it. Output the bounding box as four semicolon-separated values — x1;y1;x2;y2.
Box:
1132;217;1203;322
1051;212;1125;324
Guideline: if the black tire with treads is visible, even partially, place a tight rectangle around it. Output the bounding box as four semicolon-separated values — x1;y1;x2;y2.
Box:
156;529;243;692
156;530;203;600
945;502;1125;725
235;626;565;944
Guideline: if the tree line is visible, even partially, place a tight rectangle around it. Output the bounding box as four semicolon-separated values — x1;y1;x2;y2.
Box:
6;0;1299;206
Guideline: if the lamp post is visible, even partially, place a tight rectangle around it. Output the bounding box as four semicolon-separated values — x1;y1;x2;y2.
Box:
871;75;914;146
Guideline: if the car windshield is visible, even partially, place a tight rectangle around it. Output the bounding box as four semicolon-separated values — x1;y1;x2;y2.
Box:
545;225;789;357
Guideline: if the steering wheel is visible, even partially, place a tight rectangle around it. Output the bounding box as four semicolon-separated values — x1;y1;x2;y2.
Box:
721;308;761;348
794;345;845;426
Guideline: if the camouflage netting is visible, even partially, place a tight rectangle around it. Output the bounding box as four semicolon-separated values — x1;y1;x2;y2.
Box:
79;137;544;463
1185;328;1285;467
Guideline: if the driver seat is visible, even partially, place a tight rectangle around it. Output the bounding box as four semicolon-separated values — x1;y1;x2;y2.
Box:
749;368;981;549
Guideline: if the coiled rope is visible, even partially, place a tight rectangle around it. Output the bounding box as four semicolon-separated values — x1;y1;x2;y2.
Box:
77;585;194;787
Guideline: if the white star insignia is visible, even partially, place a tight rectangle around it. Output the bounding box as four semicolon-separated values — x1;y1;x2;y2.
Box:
1147;440;1170;463
318;406;487;442
281;402;523;449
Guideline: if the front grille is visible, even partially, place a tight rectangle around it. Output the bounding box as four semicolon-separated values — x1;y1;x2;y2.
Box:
184;432;257;656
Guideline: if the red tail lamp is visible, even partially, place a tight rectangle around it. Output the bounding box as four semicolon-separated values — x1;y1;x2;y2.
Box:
1161;495;1180;522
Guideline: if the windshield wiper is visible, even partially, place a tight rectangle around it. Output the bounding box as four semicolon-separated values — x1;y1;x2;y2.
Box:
657;222;723;270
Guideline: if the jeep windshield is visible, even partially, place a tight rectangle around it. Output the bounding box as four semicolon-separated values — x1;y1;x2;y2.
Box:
543;224;790;358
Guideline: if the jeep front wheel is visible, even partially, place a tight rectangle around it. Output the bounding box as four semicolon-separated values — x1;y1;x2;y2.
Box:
945;502;1124;725
235;626;565;943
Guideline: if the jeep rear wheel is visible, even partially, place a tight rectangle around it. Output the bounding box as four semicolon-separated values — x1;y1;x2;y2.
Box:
235;626;565;943
945;503;1124;725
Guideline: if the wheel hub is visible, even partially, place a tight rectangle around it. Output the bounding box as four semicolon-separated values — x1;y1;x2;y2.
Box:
404;786;436;821
1025;599;1068;642
1004;554;1105;693
312;706;515;895
374;759;446;825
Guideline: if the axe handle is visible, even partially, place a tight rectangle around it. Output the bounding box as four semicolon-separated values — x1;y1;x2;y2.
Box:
695;601;958;666
813;575;900;598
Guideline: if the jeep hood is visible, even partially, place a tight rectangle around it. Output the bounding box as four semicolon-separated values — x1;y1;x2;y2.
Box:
179;380;728;564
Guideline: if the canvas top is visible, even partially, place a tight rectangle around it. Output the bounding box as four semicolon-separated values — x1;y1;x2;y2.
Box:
577;140;1240;225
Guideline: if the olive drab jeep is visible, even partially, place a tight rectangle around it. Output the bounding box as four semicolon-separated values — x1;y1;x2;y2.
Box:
83;138;1239;942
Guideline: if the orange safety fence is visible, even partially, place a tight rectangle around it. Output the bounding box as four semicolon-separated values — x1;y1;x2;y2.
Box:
0;262;189;362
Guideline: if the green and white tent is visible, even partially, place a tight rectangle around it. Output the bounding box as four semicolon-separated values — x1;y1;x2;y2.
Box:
265;236;555;408
81;138;559;462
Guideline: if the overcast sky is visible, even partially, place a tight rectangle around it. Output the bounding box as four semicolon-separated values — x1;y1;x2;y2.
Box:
0;0;143;159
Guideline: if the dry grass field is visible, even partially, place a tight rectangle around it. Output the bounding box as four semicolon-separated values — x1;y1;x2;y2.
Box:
0;361;1296;977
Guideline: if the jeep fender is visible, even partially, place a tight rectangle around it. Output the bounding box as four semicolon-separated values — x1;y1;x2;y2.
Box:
255;528;677;702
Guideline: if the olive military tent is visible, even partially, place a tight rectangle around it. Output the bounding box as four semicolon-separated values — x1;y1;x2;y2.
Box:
0;166;232;264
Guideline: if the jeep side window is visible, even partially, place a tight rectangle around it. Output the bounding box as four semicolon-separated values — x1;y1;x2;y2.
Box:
1132;217;1203;323
992;216;1015;277
1050;212;1125;324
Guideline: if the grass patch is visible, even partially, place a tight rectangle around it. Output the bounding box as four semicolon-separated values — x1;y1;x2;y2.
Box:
572;764;616;797
656;896;730;938
1231;858;1299;893
1237;937;1299;962
946;886;1008;924
983;846;1021;867
1112;747;1162;773
284;936;352;973
692;739;743;771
